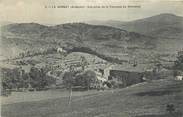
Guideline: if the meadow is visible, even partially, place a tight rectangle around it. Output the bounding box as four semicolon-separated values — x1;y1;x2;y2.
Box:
1;79;183;117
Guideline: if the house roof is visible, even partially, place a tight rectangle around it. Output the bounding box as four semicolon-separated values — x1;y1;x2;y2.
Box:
110;63;154;73
87;62;155;73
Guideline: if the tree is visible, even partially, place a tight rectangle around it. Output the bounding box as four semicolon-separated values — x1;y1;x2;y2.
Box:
63;71;75;105
1;67;29;90
74;70;97;89
29;67;55;90
82;70;96;90
29;67;42;88
74;74;85;87
174;55;183;71
81;56;88;71
166;104;175;114
63;72;75;89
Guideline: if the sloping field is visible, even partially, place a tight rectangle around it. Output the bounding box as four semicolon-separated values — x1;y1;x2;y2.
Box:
1;79;183;117
1;90;103;105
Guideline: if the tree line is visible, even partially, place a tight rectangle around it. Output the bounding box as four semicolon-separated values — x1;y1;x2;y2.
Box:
63;70;97;90
1;66;56;91
173;53;183;76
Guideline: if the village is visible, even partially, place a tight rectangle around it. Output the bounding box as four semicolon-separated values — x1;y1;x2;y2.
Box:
1;4;183;115
1;47;183;97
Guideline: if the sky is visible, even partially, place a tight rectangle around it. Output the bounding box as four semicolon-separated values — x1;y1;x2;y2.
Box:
0;0;183;24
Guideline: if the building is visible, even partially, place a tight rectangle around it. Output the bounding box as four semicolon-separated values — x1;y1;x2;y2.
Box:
109;69;144;88
57;47;67;53
98;64;112;80
178;50;183;56
175;75;183;80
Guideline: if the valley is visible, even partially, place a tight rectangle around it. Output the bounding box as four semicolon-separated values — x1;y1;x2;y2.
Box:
1;13;183;117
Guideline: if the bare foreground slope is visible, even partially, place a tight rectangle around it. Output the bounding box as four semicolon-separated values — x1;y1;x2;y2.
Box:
2;79;183;117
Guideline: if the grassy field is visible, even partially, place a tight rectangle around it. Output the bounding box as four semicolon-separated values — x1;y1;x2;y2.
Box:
1;79;183;117
1;89;104;105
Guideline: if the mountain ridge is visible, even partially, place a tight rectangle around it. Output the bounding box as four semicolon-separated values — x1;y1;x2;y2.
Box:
87;13;183;39
1;22;156;59
1;14;183;62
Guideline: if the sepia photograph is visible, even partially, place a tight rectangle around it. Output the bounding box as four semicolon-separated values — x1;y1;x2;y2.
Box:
0;0;183;117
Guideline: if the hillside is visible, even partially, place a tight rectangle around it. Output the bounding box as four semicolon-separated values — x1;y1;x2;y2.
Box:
1;23;156;61
2;79;183;117
87;13;183;39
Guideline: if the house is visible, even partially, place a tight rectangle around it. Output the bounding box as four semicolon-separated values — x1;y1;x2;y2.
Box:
106;64;148;88
93;71;108;90
57;47;67;53
175;75;183;80
109;69;144;87
97;64;112;80
91;64;145;88
95;70;107;82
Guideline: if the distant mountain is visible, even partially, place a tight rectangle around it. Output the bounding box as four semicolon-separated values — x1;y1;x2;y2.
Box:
1;23;155;59
87;20;126;28
2;20;183;63
87;13;183;39
3;23;49;35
